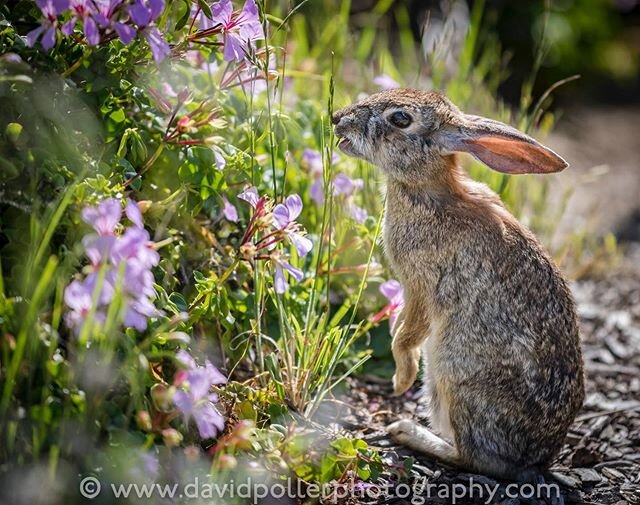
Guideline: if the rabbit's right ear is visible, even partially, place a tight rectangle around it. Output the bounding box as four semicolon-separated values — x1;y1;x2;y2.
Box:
440;115;568;175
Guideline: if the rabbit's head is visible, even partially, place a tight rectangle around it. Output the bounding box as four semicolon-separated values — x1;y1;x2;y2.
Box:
332;89;568;185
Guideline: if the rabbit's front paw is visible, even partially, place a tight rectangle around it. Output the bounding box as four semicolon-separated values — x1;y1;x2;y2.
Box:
392;349;419;395
393;368;416;396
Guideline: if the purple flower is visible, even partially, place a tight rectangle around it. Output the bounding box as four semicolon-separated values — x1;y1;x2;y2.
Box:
238;186;259;208
128;0;164;27
222;196;238;222
62;0;101;45
309;179;324;206
348;203;368;224
26;0;68;49
333;173;363;197
65;198;162;335
373;74;400;90
81;198;122;235
125;198;144;228
302;148;339;206
302;148;323;175
92;0;137;43
173;351;226;439
124;295;161;331
272;194;312;257
127;0;169;62
111;227;159;266
273;255;303;294
83;234;116;266
213;148;226;171
63;276;111;334
207;0;264;62
143;26;170;63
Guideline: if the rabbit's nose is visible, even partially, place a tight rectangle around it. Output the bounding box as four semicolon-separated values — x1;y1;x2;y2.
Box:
333;114;354;136
331;111;343;125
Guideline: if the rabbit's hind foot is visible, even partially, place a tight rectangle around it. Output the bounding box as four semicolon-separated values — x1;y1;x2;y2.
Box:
387;419;459;466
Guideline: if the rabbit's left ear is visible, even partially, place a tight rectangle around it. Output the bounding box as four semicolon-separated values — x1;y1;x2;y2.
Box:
441;115;568;174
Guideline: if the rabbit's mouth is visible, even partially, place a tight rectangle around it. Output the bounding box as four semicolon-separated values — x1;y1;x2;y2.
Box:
336;136;359;157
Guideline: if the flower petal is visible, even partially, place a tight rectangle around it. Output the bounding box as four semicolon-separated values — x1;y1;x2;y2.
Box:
26;26;45;47
333;173;362;197
284;194;303;220
148;0;164;21
238;187;259;208
373;74;400;90
222;196;238;222
83;15;100;45
273;263;287;294
114;22;137;44
310;178;324;206
144;26;170;63
348;203;368;224
290;233;312;257
81;198;122;235
42;26;58;49
125;199;144;228
281;259;303;282
211;0;233;26
61;19;76;35
129;0;151;26
380;279;403;304
272;203;290;229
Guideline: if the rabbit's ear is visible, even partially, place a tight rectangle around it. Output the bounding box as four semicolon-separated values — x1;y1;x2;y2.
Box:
441;115;568;174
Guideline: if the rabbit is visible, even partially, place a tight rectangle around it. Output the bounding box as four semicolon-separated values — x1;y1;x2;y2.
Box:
332;89;584;480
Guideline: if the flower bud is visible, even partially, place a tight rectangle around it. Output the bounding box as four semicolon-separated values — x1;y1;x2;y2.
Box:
136;410;152;431
150;383;173;412
176;116;197;133
239;242;257;260
184;445;200;463
216;454;237;471
162;428;183;447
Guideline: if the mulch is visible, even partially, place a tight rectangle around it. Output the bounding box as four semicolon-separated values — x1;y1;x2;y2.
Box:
324;248;640;505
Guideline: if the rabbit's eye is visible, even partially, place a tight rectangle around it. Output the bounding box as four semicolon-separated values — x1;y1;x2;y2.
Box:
388;111;412;128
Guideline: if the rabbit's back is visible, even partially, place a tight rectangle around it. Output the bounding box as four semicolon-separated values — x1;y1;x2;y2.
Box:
384;171;584;476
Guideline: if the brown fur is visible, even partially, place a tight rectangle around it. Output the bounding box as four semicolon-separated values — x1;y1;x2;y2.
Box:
333;89;584;480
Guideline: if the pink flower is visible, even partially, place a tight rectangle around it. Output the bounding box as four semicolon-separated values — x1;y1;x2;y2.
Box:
371;280;404;331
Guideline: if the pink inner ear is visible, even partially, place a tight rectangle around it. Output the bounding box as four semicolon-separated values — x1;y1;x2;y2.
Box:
462;136;568;175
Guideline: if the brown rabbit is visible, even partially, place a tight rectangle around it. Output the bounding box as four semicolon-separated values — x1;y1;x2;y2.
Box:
332;89;584;480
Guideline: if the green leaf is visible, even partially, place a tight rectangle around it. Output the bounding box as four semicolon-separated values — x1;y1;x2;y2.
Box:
175;0;192;31
197;0;212;19
169;292;188;311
